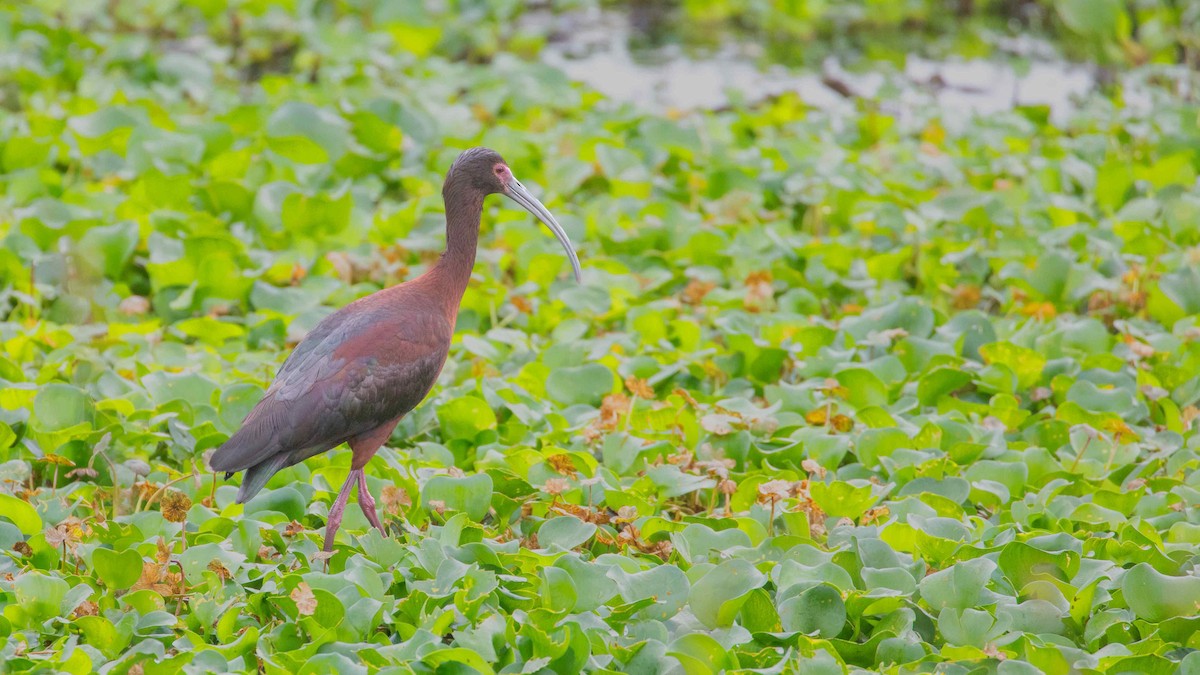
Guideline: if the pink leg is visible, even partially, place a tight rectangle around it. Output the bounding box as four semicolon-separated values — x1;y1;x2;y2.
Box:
323;469;361;552
357;470;384;532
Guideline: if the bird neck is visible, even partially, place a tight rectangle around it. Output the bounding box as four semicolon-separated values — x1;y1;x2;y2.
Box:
434;180;485;310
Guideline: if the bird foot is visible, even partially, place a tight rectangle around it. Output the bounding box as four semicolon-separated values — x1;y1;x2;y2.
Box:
323;468;360;552
357;470;385;532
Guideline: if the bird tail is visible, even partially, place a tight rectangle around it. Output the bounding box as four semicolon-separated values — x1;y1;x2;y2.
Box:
235;454;289;503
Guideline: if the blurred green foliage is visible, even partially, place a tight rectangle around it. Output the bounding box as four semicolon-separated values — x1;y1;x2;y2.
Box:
2;0;1200;673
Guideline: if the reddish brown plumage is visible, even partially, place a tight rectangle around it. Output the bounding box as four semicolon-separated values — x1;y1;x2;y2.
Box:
209;147;582;550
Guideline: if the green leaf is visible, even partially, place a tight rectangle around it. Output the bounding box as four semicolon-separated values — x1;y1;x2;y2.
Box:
281;189;353;238
266;102;350;164
938;607;1007;647
613;564;690;621
738;588;781;632
92;548;144;590
32;383;93;432
809;480;881;520
177;543;245;585
538;517;596;551
546;364;614;406
835;368;889;408
0;494;41;535
437;397;497;441
142;371;219;406
14;572;69;624
1056;0;1122;37
688;558;766;629
918;557;998;612
1122;563;1200;622
541;565;578;613
779;584;846;637
555;555;618;613
979;341;1046;389
246;486;308;520
422;473;494;521
917;367;973;407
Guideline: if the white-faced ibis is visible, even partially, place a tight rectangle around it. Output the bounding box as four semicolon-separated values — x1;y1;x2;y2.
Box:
209;148;582;550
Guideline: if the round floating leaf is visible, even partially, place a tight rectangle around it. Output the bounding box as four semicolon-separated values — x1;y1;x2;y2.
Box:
541;565;578;613
674;523;752;563
738;588;781;633
809;479;881;520
1056;0;1122;37
0;494;41;535
245;486;307;521
437;397;497;441
979;341;1045;390
918;557;998;612
177;543;245;585
219;383;264;431
555;555;618;613
546;364;614;406
612;564;690;621
779;584;846;638
689;558;766;629
32;383;93;432
835;368;889;408
142;371;219;406
266;102;350;164
14;572;69;624
538;517;596;551
1122;563;1200;622
422;473;493;521
92;548;143;590
917;367;973;407
938;607;1007;647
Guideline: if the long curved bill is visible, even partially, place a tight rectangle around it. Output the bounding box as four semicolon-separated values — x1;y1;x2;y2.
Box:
505;178;583;283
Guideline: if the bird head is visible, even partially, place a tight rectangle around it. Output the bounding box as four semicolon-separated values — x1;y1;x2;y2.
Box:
448;147;583;282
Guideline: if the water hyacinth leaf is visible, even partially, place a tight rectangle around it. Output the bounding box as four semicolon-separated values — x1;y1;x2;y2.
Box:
32;383;93;432
0;493;41;535
835;368;888;408
937;607;1007;647
1121;564;1200;622
668;633;734;673
177;544;244;584
688;558;766;628
674;523;752;563
809;479;881;519
245;486;308;521
1055;0;1123;38
918;558;999;612
13;572;69;624
281;189;353;238
92;547;143;590
978;342;1045;390
142;371;219;406
538;516;597;551
437;396;497;441
612;564;690;621
917;367;973;407
541;565;578;613
266;102;350;164
779;584;846;638
422;473;494;521
555;555;618;612
546;364;615;406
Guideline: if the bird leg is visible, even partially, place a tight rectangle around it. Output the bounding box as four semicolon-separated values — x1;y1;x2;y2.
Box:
323;469;360;552
357;470;384;532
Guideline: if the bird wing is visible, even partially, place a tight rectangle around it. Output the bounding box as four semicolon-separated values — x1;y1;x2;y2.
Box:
209;301;450;473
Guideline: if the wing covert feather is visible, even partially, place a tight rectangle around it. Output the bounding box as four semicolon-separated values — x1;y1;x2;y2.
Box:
209;301;450;472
